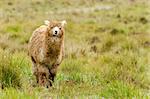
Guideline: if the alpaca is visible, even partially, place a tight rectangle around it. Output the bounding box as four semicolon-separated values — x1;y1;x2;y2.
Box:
28;20;66;87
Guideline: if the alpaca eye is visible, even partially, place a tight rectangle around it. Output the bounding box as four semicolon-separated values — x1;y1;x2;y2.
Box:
50;25;53;29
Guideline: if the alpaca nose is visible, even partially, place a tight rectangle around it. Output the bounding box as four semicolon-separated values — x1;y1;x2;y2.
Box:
55;31;58;35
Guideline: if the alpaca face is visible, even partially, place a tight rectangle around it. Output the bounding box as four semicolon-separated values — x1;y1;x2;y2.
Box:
44;20;66;38
50;25;63;38
52;26;60;37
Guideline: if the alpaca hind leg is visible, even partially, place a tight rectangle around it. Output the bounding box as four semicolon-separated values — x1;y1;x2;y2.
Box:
31;56;39;83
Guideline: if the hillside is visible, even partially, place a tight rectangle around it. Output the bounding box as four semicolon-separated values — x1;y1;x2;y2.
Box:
0;0;150;98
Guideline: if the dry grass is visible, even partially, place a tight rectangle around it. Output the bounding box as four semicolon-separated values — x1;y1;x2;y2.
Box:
0;0;150;98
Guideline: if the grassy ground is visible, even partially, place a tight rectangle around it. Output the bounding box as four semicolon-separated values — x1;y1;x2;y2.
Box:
0;0;150;98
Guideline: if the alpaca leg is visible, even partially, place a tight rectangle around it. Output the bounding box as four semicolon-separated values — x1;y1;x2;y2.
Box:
31;56;39;83
49;65;59;82
37;65;51;88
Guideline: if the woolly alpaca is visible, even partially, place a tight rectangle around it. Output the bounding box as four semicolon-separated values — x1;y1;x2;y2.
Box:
28;20;66;87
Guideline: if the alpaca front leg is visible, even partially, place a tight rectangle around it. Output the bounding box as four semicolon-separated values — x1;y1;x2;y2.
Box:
47;69;55;86
49;64;59;82
37;65;51;88
38;72;51;88
50;71;56;82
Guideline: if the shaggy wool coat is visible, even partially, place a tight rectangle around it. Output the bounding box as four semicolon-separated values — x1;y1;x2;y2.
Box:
28;21;65;87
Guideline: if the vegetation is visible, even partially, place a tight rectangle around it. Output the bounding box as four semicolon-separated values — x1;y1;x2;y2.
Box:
0;0;150;98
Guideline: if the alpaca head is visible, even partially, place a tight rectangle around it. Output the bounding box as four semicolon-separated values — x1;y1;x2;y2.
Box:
44;20;67;38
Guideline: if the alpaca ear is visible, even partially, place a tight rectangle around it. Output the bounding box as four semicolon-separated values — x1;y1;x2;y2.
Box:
61;20;67;27
44;20;50;26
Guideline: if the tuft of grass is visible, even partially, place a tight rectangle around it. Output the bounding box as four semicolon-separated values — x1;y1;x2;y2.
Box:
100;80;144;98
0;49;22;88
0;49;32;89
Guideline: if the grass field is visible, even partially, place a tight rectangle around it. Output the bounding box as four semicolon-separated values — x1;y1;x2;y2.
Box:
0;0;150;98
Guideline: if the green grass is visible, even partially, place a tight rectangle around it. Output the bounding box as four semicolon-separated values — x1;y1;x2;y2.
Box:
0;0;150;98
